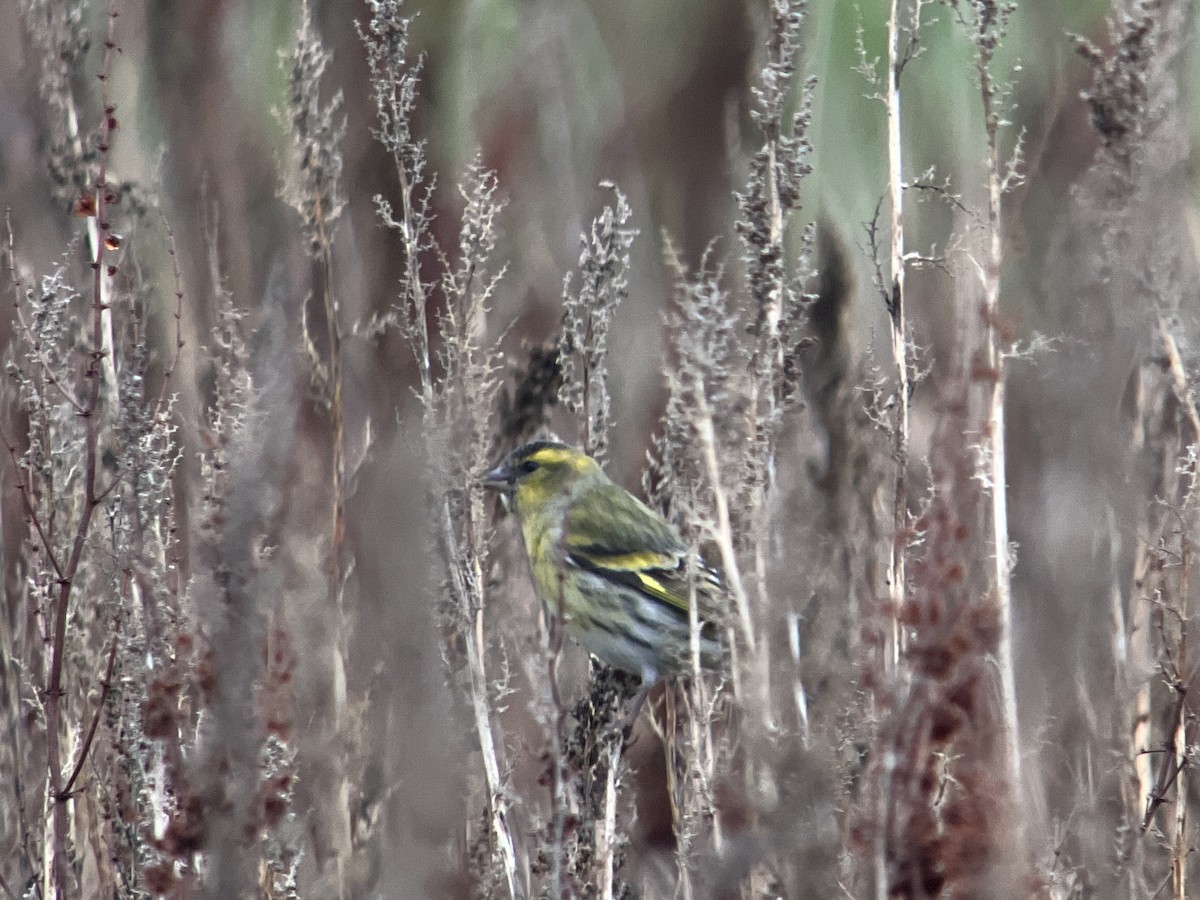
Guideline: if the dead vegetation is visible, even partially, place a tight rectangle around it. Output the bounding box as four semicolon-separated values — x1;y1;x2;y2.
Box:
0;0;1197;898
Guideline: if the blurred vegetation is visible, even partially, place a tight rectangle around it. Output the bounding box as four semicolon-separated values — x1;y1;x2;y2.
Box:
2;0;1199;897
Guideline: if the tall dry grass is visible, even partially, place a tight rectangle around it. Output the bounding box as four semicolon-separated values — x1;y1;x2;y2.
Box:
0;0;1197;898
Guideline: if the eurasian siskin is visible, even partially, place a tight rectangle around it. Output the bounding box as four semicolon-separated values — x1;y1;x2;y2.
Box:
483;440;723;683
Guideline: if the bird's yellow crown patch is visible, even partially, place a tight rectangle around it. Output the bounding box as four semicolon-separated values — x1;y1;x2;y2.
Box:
526;445;591;471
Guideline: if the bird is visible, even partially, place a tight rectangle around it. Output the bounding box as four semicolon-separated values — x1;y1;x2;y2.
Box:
482;440;724;690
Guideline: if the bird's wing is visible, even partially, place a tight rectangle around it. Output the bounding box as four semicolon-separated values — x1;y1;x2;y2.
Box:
564;483;723;621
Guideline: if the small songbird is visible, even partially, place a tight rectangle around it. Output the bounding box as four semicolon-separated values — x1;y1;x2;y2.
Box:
482;440;723;685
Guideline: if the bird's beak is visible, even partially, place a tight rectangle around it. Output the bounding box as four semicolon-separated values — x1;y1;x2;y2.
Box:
481;462;514;491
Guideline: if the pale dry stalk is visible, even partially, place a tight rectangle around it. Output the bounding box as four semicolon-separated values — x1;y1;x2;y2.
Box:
872;7;912;889
884;0;910;675
976;19;1022;844
694;391;755;659
1163;318;1200;899
596;735;620;900
1172;536;1190;900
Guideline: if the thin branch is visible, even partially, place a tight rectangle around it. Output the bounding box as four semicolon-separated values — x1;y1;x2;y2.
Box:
152;215;186;418
2;435;66;582
43;6;121;892
60;636;118;799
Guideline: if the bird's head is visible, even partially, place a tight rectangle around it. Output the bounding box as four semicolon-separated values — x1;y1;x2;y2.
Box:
482;441;602;518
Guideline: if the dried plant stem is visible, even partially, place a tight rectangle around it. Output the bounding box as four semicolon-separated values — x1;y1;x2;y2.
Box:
321;225;351;900
1157;322;1199;888
60;20;119;399
59;636;117;800
1161;318;1199;900
1172;537;1190;900
364;7;520;894
666;573;721;894
1172;714;1188;899
743;5;795;734
596;737;620;900
317;206;346;556
1116;500;1154;840
303;34;351;876
443;499;523;900
1159;316;1200;485
885;0;909;672
546;586;570;900
394;163;431;394
977;40;1022;846
42;8;121;894
760;137;785;370
153;218;187;416
694;391;754;655
392;144;520;899
1130;635;1153;835
1174;749;1188;900
688;585;718;841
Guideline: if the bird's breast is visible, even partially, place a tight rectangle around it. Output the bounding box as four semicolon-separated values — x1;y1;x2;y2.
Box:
522;517;564;608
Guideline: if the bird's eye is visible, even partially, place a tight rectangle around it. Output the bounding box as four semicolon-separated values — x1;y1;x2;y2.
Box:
518;459;539;475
